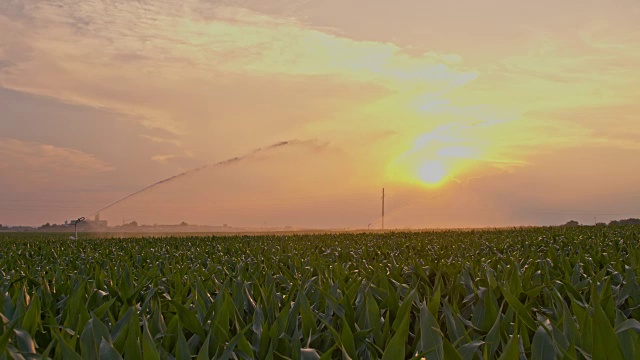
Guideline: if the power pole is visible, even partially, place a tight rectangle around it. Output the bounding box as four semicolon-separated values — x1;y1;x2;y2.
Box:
382;188;385;230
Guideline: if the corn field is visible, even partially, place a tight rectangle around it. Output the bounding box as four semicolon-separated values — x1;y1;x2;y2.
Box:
1;227;640;359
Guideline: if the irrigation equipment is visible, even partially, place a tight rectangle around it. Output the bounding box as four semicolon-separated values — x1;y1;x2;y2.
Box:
69;217;85;239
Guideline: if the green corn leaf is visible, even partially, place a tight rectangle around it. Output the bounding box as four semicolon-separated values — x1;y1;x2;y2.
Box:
366;291;383;346
392;288;417;332
417;301;443;360
111;307;134;352
458;340;484;360
531;325;556;360
299;292;317;343
301;348;321;360
318;344;337;360
142;319;160;360
237;333;254;360
175;324;192;360
428;287;441;319
442;337;463;360
218;324;252;360
615;319;640;334
0;321;16;356
381;306;410;360
124;313;142;360
484;303;503;359
169;300;205;338
14;328;36;354
93;298;116;319
499;286;536;331
196;332;210;360
40;336;56;360
53;331;83;360
592;296;624;360
100;338;124;360
340;318;357;360
497;334;520;360
559;340;578;360
22;295;40;336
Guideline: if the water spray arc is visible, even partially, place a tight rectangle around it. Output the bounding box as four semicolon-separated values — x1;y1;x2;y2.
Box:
89;140;315;219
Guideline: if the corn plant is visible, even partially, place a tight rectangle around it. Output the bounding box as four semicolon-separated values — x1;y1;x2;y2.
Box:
1;226;640;359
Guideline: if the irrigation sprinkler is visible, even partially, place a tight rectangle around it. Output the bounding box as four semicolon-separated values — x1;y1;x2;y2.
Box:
69;217;85;239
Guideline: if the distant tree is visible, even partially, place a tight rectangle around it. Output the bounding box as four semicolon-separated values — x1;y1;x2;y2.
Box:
595;222;607;227
609;218;640;226
121;221;138;227
563;220;580;227
180;221;189;226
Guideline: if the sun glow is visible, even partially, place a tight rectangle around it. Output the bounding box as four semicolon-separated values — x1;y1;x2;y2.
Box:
383;93;544;189
417;160;448;185
388;151;461;189
387;121;519;188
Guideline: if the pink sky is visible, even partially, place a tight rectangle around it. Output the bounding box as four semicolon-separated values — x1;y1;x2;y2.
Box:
1;0;639;228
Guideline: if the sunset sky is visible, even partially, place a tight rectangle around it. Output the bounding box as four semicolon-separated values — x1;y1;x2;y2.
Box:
1;0;639;228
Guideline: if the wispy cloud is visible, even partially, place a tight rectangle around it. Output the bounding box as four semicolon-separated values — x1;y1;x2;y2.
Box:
151;154;189;164
0;0;475;137
0;138;114;174
140;135;182;148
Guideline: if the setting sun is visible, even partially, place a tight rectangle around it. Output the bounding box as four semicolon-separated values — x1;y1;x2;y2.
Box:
417;160;448;186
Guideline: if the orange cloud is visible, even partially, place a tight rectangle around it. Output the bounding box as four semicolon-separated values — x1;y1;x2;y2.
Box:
0;138;114;189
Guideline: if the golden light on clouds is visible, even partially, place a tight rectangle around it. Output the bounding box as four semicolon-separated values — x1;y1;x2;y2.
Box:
385;120;525;188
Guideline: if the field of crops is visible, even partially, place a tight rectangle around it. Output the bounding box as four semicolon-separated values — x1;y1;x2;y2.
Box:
1;227;640;359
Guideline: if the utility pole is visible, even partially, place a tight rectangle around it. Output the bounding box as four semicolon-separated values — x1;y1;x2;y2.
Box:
382;188;385;230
